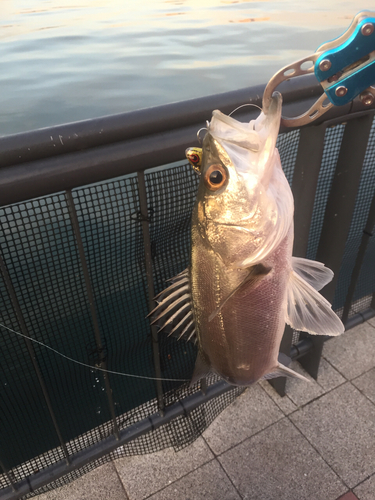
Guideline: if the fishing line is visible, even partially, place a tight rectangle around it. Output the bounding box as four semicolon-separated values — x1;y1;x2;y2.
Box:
0;322;190;383
197;127;208;144
229;103;262;117
196;104;261;143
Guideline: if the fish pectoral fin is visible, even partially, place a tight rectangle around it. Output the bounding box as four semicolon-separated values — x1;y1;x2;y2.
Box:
285;270;344;336
291;256;334;291
190;353;211;387
208;263;271;322
262;363;309;382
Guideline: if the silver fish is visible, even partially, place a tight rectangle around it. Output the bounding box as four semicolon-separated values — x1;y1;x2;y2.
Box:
150;92;344;386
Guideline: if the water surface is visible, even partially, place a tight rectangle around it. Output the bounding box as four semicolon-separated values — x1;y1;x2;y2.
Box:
1;1;373;135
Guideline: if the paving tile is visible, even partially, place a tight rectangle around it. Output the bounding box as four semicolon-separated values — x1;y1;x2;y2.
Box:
352;367;375;404
285;360;324;407
219;418;345;500
316;357;346;392
336;493;359;500
259;380;297;415
353;473;375;500
290;383;375;488
323;322;375;380
202;384;283;455
368;317;375;329
35;462;128;500
114;437;213;500
147;459;241;500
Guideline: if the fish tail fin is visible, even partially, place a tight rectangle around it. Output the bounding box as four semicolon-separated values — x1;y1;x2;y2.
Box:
190;352;211;387
278;352;292;367
262;363;309;382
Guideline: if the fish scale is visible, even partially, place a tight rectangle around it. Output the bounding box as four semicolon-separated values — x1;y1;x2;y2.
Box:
191;219;292;385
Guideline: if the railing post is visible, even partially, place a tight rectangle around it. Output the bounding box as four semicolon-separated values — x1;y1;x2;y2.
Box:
0;254;70;465
342;191;375;324
65;190;120;439
137;171;165;415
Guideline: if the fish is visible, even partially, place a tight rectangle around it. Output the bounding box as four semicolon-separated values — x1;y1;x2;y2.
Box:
149;92;344;386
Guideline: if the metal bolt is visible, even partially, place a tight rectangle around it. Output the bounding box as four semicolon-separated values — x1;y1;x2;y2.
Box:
361;23;374;36
327;74;339;83
360;91;374;106
319;59;332;72
335;86;348;97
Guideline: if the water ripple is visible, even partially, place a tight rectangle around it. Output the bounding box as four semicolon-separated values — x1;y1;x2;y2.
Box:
0;0;373;135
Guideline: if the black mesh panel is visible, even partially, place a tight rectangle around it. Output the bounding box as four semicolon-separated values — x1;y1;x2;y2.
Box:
306;124;345;260
0;121;373;497
332;117;375;312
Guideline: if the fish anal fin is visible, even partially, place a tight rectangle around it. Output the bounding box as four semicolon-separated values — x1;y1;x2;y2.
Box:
209;263;271;322
286;270;344;336
262;363;309;382
190;352;211;387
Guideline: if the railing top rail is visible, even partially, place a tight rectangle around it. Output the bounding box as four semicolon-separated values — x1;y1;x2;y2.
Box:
0;75;323;168
0;74;374;207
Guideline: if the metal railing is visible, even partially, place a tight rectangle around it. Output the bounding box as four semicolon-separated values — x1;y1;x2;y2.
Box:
0;74;374;499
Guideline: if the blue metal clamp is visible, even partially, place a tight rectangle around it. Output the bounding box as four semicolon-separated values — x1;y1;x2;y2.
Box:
263;11;375;126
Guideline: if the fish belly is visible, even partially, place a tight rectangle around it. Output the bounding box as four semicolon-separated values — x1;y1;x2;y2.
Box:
191;223;293;386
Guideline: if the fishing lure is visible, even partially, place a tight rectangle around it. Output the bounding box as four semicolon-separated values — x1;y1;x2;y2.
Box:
185;147;203;174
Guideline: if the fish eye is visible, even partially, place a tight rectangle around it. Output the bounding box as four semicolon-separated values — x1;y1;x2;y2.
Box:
204;164;227;191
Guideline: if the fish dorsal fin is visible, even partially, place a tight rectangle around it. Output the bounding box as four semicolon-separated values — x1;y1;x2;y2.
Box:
262;362;309;382
285;270;344;336
148;268;197;344
291;257;333;291
208;263;271;322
